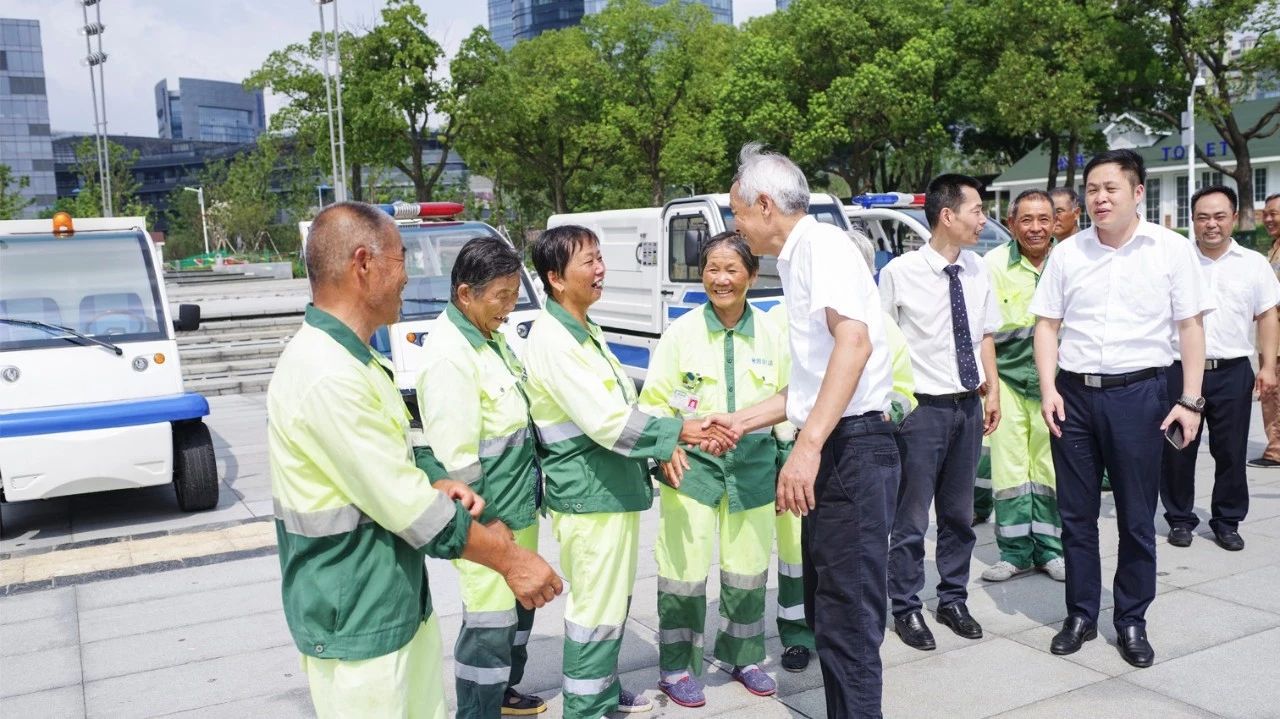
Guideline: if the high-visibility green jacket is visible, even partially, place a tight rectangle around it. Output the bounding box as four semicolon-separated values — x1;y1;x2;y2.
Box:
983;241;1043;400
268;305;471;661
417;303;538;531
524;299;682;514
639;303;787;512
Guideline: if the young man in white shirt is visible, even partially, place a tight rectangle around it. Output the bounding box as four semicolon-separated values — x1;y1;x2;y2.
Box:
1030;149;1211;669
879;174;1001;652
724;142;898;719
1163;185;1279;552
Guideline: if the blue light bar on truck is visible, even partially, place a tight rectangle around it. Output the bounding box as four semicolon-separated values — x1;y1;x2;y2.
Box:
374;201;466;220
849;192;926;208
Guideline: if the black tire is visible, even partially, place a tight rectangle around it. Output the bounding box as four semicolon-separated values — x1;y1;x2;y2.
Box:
173;420;219;512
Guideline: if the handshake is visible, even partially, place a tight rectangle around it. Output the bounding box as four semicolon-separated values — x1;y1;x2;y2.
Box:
659;414;744;488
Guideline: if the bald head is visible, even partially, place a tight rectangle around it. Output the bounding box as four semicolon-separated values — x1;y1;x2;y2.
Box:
305;202;398;288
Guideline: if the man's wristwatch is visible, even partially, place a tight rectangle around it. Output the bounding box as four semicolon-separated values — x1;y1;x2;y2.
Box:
1177;395;1206;413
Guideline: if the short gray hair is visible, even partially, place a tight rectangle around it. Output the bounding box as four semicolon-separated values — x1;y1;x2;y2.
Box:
847;230;875;272
733;142;810;216
305;201;397;287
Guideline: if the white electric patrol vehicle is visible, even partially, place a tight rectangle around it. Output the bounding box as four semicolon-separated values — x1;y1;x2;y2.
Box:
844;192;1014;276
299;201;543;426
0;214;215;536
547;192;850;382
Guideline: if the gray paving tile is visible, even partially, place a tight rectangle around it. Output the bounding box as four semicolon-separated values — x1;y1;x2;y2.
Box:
0;612;78;657
78;579;279;643
0;499;73;553
1190;563;1280;616
0;684;85;719
157;687;313;718
69;486;253;543
989;677;1217;718
0;645;81;698
1155;532;1280;588
0;586;75;625
75;555;280;610
1125;627;1280;719
1247;513;1280;538
779;687;827;718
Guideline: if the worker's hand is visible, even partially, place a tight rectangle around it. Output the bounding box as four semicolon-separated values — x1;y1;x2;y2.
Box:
434;479;485;519
680;416;739;456
1041;389;1065;438
659;446;689;488
502;545;564;610
776;442;819;517
1256;366;1277;396
485;518;515;542
982;388;1001;436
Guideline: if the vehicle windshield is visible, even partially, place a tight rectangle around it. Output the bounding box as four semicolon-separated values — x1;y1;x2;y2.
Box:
398;222;537;321
0;230;166;351
900;209;1012;255
718;203;847;290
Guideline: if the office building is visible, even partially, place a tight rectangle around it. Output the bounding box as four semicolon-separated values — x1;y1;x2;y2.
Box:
155;77;265;144
493;0;732;48
0;18;56;218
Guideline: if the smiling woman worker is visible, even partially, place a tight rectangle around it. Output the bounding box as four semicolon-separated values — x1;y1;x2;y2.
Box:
638;231;788;708
524;224;737;719
416;236;547;717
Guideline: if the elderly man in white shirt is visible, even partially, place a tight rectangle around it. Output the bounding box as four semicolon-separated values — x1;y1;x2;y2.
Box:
1162;185;1279;552
721;142;898;719
879;174;1002;653
1030;149;1211;669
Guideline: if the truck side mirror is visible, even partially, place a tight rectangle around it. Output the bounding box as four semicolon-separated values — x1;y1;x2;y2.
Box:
683;229;703;269
173;303;201;332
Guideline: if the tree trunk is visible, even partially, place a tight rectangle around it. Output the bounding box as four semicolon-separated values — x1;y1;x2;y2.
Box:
1064;132;1079;191
1234;154;1255;232
1047;134;1061;189
351;163;363;202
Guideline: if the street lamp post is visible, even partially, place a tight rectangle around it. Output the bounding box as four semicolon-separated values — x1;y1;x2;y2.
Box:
79;1;112;217
316;0;348;202
1187;73;1206;241
184;186;210;255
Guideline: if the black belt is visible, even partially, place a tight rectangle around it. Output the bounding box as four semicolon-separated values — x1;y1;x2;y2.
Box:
1175;357;1249;371
1061;367;1158;388
914;390;981;404
834;411;896;435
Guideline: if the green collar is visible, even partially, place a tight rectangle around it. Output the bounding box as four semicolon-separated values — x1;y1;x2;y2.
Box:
1008;238;1054;268
702;301;755;337
545;297;596;344
445;302;489;349
305;304;374;365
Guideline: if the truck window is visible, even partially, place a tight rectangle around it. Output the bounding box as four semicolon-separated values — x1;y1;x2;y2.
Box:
398;222;537;320
668;214;710;283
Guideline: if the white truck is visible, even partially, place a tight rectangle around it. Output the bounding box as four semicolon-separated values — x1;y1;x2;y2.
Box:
547;192;850;381
299;201;543;425
843;192;1014;276
0;214;216;536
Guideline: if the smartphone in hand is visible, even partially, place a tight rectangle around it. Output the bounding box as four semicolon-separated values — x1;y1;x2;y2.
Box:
1165;422;1185;449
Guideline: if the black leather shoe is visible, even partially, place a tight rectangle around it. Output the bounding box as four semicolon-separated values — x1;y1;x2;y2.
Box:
1050;616;1097;655
893;611;936;651
780;645;810;672
971;514;989;527
935;602;983;639
1213;528;1245;551
1117;625;1154;668
1168;526;1194;547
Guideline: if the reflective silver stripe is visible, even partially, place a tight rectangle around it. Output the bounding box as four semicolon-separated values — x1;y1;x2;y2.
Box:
657;576;706;597
273;499;366;537
565;619;623;643
539;420;585;444
398;492;459;549
722;618;767;638
563;674;616;697
478;428;530;458
464;609;516;629
452;462;482;485
992;326;1034;343
721;569;767;590
659;627;704;646
748;427;773;436
513;630;531;647
777;560;803;579
776;604;805;621
1032;521;1063;538
996;523;1031;538
612;407;651;454
975;475;993;489
994;482;1056;501
455;662;510;685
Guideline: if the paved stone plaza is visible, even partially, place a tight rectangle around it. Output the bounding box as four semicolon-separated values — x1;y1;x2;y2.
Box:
3;393;1280;717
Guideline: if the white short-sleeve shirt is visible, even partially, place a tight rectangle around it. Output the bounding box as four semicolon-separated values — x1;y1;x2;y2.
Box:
777;216;893;427
1172;240;1280;359
878;243;1001;395
1029;220;1213;374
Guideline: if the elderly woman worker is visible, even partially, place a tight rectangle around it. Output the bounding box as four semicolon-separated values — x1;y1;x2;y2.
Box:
638;231;789;708
525;225;737;718
416;236;548;717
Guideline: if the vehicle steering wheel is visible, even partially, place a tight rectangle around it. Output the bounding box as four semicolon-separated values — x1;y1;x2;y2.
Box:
83;309;150;335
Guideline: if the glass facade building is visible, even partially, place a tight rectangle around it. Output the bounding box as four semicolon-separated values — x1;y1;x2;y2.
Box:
488;0;515;50
497;0;732;47
155;78;265;144
0;18;56;218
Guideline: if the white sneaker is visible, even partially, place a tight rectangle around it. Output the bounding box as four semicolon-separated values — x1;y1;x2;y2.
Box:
1039;557;1067;582
981;560;1031;582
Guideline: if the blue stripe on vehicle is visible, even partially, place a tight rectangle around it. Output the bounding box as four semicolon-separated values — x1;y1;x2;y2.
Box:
667;306;693;319
606;342;651;369
750;300;780;312
370;326;392;358
0;393;210;439
682;291;708;303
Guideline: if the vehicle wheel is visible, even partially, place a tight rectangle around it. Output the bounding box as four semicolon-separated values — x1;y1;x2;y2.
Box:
173;420;219;512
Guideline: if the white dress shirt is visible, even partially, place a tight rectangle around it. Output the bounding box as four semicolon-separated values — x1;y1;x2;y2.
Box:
1172;240;1280;359
1029;220;1213;374
777;215;893;427
878;242;1001;395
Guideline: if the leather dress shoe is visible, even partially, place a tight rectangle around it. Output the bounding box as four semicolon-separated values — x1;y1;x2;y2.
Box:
1213;528;1245;551
1117;625;1154;668
893;611;936;651
1168;526;1194;547
1050;616;1096;655
935;602;983;639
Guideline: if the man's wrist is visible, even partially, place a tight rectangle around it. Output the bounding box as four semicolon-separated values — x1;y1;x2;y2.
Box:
1176;394;1205;413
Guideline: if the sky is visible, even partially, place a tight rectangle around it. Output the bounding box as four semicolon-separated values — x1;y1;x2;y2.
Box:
7;0;778;137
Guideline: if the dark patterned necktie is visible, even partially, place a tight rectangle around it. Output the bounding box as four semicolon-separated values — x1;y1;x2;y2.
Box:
944;264;981;390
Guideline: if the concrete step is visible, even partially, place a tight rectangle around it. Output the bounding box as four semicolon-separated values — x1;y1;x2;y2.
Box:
177;328;296;347
181;315;303;333
182;357;278;378
186;370;274;397
180;340;289;363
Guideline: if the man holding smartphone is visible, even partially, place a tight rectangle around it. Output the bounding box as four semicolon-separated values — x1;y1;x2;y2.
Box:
1029;150;1212;669
1162;185;1279;552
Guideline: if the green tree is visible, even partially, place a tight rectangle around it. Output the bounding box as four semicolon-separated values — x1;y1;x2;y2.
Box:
201;136;310;255
0;164;33;220
56;138;148;220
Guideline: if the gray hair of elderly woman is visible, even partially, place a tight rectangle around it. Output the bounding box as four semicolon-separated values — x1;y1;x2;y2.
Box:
732;142;811;216
847;230;876;273
451;236;524;301
698;231;760;275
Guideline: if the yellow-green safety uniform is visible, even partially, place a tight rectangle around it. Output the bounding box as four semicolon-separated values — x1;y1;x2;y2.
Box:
974;440;993;521
638;303;785;675
268;305;472;719
524;299;683;719
416;303;540;718
984;242;1063;568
